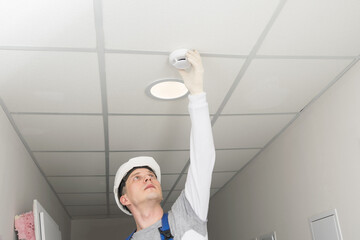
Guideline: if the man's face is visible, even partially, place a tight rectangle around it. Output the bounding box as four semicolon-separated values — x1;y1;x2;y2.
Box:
121;168;163;209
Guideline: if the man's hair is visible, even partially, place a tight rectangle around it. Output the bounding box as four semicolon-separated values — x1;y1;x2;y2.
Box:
118;166;157;214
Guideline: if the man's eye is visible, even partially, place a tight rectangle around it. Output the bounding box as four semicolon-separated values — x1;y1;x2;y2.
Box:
133;176;140;180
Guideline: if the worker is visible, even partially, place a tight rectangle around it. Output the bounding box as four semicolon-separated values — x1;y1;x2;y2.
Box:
113;50;215;240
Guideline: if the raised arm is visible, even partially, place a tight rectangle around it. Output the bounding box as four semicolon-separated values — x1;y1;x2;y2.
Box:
179;50;216;221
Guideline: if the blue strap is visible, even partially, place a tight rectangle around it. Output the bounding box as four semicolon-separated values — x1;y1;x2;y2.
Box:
158;213;173;240
125;213;173;240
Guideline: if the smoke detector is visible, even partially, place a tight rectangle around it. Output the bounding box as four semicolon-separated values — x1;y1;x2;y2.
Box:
169;49;191;69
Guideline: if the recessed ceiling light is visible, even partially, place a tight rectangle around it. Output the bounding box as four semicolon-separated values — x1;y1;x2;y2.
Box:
146;79;188;100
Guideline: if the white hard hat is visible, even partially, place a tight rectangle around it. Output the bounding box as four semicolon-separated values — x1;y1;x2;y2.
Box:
113;156;161;215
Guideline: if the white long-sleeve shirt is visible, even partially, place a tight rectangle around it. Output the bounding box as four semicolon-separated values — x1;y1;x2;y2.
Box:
130;93;216;240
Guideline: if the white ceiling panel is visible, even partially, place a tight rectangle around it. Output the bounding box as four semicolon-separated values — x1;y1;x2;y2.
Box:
172;173;235;190
162;203;172;213
106;53;244;114
211;172;236;189
175;174;187;191
109;176;115;193
48;176;106;193
223;58;352;114
12;115;104;151
109;116;190;150
102;0;279;54
165;174;184;191
166;190;182;203
162;191;171;200
0;51;102;113
59;193;106;205
109;205;130;217
258;0;360;56
159;175;180;191
109;193;116;205
0;0;96;47
109;174;179;192
67;206;107;216
34;152;105;176
214;149;260;172
2;0;358;220
210;188;219;197
72;215;109;219
110;151;189;175
213;114;295;148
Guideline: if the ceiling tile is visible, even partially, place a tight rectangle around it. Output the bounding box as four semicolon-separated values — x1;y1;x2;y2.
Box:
0;51;102;113
161;175;178;191
67;206;107;216
110;151;189;175
258;0;360;56
162;202;172;213
214;149;260;172
0;0;96;47
162;191;170;200
211;172;236;189
103;0;279;54
109;193;116;205
48;176;106;193
213;114;295;148
72;215;109;220
175;174;187;190
223;58;353;113
59;193;106;205
106;53;244;114
163;174;183;191
12;115;104;151
109;115;190;150
166;190;182;203
34;152;105;176
109;174;179;192
210;188;220;197
109;176;115;193
176;173;234;190
109;205;130;217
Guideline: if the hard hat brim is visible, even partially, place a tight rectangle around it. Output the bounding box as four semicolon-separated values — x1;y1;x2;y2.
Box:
113;156;161;215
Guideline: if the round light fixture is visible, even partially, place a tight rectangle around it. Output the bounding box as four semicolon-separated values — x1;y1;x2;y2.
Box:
146;79;188;100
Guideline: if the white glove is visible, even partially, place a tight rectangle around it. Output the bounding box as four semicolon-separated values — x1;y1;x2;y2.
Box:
178;50;204;95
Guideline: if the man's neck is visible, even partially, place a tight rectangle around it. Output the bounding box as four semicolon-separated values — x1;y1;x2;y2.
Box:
131;203;164;231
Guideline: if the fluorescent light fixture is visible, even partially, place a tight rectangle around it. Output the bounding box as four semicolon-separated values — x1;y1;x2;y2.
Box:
146;79;188;100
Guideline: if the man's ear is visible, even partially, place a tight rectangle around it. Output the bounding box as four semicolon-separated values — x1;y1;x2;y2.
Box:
120;194;130;206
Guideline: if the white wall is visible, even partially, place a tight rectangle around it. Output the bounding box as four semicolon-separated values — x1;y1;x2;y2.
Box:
0;108;71;240
208;61;360;240
71;217;135;240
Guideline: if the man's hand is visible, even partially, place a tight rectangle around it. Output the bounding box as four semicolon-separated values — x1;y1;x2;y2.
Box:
178;50;204;95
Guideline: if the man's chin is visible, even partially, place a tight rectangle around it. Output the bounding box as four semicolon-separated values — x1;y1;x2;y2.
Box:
146;192;163;202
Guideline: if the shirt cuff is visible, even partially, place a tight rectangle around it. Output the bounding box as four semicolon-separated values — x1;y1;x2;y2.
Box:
188;92;207;109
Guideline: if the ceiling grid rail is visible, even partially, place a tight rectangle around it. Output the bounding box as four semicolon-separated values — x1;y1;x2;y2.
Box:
0;0;359;219
0;96;72;218
162;0;288;206
93;0;111;216
163;0;360;206
0;46;96;52
215;56;360;197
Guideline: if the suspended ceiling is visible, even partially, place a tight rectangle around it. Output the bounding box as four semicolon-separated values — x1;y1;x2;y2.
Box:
0;0;359;219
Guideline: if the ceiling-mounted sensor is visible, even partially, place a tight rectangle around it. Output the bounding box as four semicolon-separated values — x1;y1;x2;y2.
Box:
169;49;191;69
